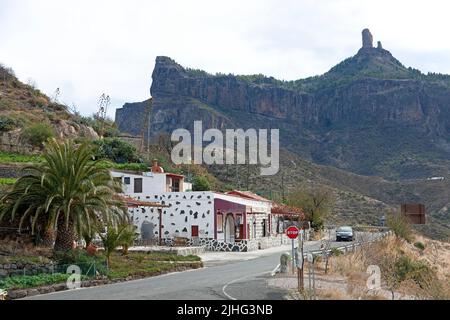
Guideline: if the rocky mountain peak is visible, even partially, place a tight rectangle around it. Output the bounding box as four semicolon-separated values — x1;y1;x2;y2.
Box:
362;28;374;48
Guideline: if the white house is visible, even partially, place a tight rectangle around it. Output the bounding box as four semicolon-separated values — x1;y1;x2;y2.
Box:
111;162;301;252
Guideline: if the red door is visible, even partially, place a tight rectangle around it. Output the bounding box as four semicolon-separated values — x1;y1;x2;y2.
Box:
191;226;199;237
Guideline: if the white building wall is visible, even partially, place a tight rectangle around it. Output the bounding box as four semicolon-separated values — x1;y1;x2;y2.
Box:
111;171;167;196
126;191;215;241
158;192;215;239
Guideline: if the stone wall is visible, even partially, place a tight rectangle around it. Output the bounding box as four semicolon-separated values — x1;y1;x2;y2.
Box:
0;164;24;178
0;262;55;279
0;130;35;154
162;234;291;252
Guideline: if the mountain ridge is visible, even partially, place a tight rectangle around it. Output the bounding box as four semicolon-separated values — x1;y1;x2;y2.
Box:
115;29;450;239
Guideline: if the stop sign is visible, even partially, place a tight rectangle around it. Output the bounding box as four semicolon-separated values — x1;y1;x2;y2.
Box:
286;226;300;239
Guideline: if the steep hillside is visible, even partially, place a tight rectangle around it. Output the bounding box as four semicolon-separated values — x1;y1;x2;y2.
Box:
0;64;98;153
205;149;449;239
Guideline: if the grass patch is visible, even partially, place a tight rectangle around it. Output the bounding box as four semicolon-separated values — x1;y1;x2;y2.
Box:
0;273;87;291
0;178;17;185
0;250;202;291
0;152;43;164
106;252;202;280
131;252;201;262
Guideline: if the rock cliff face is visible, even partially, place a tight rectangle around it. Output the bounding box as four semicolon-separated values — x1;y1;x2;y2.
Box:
115;100;151;137
116;30;450;180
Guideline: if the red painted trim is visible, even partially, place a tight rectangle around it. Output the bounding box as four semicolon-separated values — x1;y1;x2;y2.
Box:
166;173;185;179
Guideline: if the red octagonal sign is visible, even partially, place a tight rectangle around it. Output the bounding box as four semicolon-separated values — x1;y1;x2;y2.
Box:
286;226;300;239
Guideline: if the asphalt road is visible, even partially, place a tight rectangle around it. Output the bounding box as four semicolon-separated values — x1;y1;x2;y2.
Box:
25;231;381;300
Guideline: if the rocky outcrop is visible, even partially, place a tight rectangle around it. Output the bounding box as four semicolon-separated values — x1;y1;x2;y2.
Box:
54;120;99;140
362;28;374;48
0;121;98;155
116;31;450;179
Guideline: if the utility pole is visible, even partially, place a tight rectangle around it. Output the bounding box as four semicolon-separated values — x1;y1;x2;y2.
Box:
140;98;152;153
246;161;250;190
297;224;305;294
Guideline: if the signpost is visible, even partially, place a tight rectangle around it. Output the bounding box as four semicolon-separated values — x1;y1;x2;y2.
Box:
286;226;300;273
298;229;305;293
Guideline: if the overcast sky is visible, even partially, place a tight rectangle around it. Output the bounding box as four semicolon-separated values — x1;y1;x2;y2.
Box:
2;0;450;118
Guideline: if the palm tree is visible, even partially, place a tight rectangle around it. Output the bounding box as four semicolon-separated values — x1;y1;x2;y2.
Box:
0;139;127;252
99;222;137;268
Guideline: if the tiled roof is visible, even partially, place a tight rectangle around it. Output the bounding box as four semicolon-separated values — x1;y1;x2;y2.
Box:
271;203;305;219
226;190;271;202
118;196;169;208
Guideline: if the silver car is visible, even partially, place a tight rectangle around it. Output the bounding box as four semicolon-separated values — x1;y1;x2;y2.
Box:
336;226;354;242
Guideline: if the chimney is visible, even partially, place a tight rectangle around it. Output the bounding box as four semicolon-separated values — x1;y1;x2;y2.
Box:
362;29;373;48
151;159;164;173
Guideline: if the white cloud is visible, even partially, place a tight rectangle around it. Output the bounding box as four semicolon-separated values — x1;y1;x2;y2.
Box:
1;0;450;118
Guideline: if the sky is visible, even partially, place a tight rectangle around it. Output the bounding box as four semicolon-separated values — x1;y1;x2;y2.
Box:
2;0;450;118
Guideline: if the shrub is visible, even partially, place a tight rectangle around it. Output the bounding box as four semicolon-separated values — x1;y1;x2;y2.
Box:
286;186;334;232
394;255;431;286
387;213;413;243
21;123;54;147
93;138;141;164
0;116;20;132
414;242;426;251
192;176;211;191
330;247;343;257
34;96;49;108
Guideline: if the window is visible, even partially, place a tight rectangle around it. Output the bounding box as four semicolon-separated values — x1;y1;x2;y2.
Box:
172;179;180;192
262;219;267;237
124;177;131;185
134;178;143;193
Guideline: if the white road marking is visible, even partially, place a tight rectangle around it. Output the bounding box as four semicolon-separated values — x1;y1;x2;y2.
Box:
270;264;281;276
222;270;273;301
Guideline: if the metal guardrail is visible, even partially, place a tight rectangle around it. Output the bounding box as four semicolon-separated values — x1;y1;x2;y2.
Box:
272;230;393;276
306;230;394;258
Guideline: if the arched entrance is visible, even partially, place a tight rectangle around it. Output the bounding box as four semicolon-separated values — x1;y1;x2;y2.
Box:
224;214;235;244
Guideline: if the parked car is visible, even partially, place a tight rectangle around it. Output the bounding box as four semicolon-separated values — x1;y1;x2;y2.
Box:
336;226;354;242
